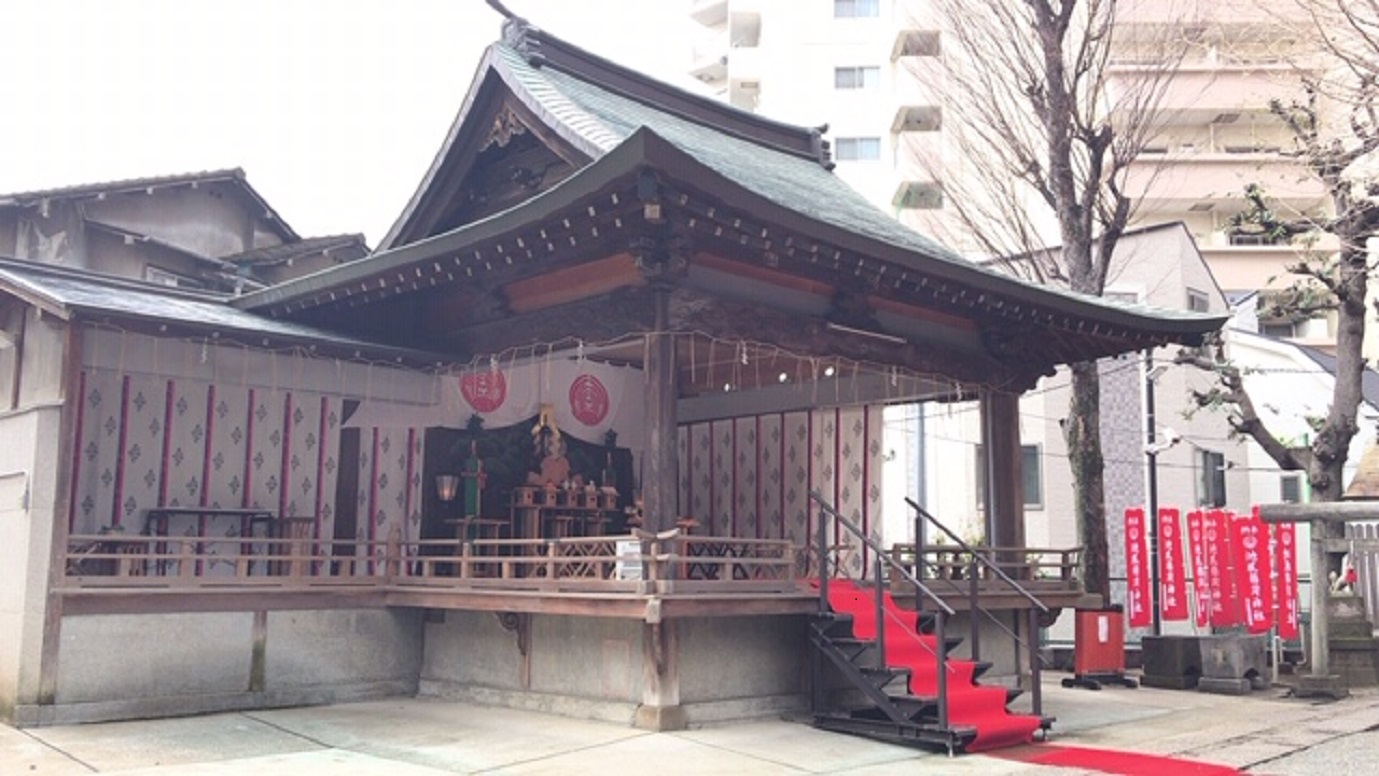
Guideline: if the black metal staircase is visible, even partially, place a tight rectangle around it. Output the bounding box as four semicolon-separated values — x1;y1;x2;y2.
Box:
807;492;1054;754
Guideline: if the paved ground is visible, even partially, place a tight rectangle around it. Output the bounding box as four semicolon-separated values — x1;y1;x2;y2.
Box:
3;673;1377;774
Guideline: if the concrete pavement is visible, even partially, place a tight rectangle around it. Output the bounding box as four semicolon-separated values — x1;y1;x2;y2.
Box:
4;673;1378;774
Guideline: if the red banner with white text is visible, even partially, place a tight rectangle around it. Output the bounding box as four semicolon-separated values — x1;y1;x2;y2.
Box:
1124;507;1152;628
1206;509;1239;627
1275;521;1300;640
1158;507;1189;621
1185;510;1212;627
1231;508;1273;633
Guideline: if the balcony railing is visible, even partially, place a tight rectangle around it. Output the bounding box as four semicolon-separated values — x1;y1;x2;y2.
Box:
61;530;801;596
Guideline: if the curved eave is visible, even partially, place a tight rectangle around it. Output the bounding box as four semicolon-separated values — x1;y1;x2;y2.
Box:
242;126;1226;351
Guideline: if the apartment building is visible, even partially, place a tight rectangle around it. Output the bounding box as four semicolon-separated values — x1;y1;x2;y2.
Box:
689;0;1342;346
689;0;955;247
1109;0;1339;349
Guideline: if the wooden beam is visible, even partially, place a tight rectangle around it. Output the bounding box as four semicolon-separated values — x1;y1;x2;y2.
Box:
452;287;656;355
668;289;1015;388
504;253;644;313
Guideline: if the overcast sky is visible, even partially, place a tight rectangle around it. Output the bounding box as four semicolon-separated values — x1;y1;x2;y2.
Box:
2;1;698;246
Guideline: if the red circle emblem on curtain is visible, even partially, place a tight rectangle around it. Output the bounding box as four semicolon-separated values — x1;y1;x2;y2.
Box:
569;374;609;426
460;371;507;412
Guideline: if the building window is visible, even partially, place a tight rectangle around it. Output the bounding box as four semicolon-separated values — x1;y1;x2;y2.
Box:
144;265;204;289
1197;449;1227;508
1260;321;1297;339
1022;445;1043;509
834;0;880;17
1280;473;1303;504
1187;288;1211;312
835;66;880;89
975;444;1043;509
835;137;882;161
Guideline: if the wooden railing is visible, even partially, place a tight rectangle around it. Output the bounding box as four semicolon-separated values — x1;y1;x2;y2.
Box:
61;529;801;596
886;544;1082;594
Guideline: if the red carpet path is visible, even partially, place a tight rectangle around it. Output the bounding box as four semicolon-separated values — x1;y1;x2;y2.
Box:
825;580;1043;752
994;743;1241;774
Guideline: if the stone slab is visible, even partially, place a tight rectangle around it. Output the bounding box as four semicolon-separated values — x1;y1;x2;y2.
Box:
1198;676;1252;695
1294;673;1350;700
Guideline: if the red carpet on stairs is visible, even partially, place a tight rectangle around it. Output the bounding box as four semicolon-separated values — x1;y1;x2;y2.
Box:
825;580;1044;752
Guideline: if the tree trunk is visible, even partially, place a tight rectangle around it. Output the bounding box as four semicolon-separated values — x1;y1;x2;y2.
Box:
1065;361;1109;602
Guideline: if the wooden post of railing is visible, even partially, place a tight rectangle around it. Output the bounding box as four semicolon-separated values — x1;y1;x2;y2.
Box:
386;527;401;580
1028;607;1043;717
968;553;981;661
178;540;194;581
545;540;558;580
289;536;304;578
461;541;474;579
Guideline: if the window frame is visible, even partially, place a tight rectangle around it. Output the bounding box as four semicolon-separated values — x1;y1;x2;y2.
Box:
975;443;1044;510
834;136;883;161
834;66;881;90
1197;449;1227;508
833;0;880;18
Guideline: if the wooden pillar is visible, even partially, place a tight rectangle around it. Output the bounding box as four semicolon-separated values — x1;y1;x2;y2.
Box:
39;322;82;707
641;288;679;533
980;389;1025;555
635;619;686;731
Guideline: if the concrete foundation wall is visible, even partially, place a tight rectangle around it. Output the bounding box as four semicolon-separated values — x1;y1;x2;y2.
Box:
21;608;422;726
677;615;809;720
419;612;810;726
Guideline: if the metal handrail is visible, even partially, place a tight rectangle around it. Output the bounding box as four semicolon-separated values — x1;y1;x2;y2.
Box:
809;491;952;731
906;497;1049;613
905;497;1048;717
812;493;954;616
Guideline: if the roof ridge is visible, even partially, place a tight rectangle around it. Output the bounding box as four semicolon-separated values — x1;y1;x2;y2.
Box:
501;17;832;168
0;168;246;203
